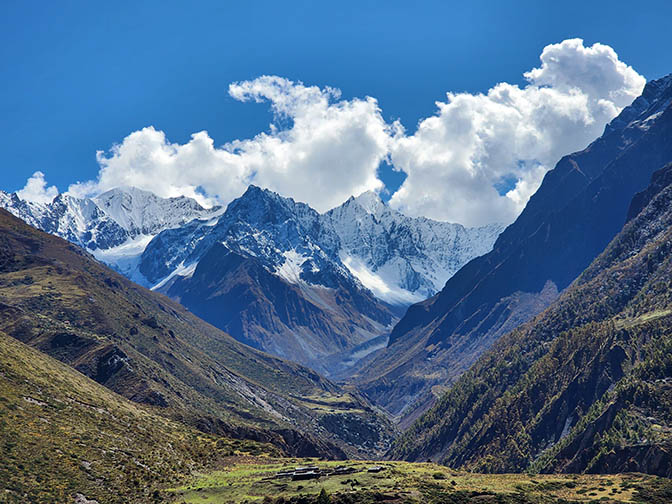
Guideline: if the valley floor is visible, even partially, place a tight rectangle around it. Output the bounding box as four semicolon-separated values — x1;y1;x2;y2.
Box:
167;457;672;503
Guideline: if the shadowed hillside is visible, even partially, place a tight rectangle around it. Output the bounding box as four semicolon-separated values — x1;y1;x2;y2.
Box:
355;74;672;422
390;162;672;476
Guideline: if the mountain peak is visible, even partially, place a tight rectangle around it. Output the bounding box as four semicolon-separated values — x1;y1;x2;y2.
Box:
232;185;317;221
240;184;282;202
352;190;386;217
94;186;162;204
604;73;672;135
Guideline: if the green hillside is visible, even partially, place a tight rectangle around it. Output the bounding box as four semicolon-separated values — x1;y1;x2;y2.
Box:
0;330;275;503
169;458;672;503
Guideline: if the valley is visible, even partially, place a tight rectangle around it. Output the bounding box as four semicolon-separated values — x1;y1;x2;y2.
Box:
2;15;672;502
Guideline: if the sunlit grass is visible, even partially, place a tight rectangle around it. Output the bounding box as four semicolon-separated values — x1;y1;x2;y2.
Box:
168;458;658;503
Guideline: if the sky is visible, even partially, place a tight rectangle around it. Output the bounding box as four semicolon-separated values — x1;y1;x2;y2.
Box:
2;0;672;226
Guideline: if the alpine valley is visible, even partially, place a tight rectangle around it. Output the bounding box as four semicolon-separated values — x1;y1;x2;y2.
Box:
3;36;672;504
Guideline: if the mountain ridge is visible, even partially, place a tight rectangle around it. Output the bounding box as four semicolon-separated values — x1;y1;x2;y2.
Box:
353;73;672;419
0;183;503;377
389;160;672;477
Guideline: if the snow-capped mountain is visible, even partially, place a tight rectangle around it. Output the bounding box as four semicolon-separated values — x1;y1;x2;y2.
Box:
0;187;221;281
0;191;129;250
140;186;503;304
0;182;503;376
139;185;398;375
93;186;222;238
135;185;503;375
325;191;504;304
139;185;344;288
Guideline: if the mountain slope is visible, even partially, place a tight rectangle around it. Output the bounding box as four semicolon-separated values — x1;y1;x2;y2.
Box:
166;244;393;376
0;329;275;503
390;162;672;476
0;208;394;458
355;74;672;418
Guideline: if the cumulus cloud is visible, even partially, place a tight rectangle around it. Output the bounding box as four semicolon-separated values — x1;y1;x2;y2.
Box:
388;38;645;226
17;171;59;204
62;39;644;226
69;76;392;212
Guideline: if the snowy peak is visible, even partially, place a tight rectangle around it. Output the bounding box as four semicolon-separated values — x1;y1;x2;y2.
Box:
93;186;220;237
605;73;672;134
225;185;321;231
324;193;505;304
209;186;346;289
0;190;44;229
0;186;221;271
47;193;128;250
350;190;387;218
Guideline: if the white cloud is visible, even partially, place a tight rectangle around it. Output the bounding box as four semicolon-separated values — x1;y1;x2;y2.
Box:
63;39;644;226
17;171;58;204
388;38;645;226
69;76;392;212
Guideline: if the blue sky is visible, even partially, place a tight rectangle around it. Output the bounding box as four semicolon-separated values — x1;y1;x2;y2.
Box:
2;0;672;224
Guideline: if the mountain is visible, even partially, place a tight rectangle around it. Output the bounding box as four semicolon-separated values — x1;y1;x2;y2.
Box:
354;74;672;419
93;186;222;238
0;184;502;377
324;191;503;305
140;185;399;376
0;208;395;459
0;186;221;282
0;328;275;503
390;161;672;477
139;186;502;376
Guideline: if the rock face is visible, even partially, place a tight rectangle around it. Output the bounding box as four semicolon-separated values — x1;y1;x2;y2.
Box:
354;74;672;419
390;159;672;477
139;186;502;376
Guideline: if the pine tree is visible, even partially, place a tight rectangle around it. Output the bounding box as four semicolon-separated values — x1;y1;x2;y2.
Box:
317;488;330;504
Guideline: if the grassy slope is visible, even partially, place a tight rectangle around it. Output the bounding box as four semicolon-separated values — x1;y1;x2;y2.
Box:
0;208;394;459
169;458;672;504
389;166;672;474
0;330;275;504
